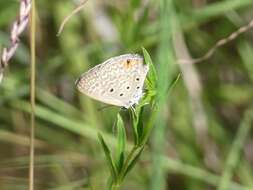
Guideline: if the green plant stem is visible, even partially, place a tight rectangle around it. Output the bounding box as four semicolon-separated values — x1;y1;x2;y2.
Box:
122;146;138;171
111;183;120;190
141;108;158;146
117;146;139;184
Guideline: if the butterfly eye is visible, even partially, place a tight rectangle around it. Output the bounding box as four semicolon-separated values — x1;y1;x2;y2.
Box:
126;59;131;64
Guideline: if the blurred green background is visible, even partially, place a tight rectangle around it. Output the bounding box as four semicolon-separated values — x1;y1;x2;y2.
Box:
1;0;253;189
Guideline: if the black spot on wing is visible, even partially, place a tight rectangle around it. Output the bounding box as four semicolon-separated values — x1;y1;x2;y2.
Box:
75;76;82;86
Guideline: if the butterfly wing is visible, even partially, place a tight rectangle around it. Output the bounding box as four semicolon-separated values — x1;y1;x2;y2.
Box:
76;54;149;108
76;63;125;107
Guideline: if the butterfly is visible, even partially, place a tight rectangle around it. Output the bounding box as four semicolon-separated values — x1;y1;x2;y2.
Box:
75;54;149;109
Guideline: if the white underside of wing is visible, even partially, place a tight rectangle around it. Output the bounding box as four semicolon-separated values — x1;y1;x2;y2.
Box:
77;86;126;107
76;53;148;109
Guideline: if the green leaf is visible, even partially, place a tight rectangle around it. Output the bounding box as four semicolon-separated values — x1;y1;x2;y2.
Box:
98;133;117;181
167;73;181;94
123;147;145;179
129;108;139;145
117;152;125;175
142;47;158;91
136;109;144;142
129;107;145;146
115;114;126;172
141;47;157;108
137;88;156;109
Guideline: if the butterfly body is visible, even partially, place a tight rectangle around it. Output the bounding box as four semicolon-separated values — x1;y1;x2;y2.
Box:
76;54;149;108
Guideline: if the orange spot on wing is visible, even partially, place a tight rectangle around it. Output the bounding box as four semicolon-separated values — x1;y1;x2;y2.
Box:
122;59;140;69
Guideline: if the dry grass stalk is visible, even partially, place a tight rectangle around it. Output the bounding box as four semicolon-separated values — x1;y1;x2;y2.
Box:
0;0;32;83
57;0;88;36
178;19;253;64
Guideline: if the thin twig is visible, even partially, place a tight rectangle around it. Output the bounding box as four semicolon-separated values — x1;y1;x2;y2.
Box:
29;0;36;189
57;0;88;36
0;0;31;83
178;19;253;64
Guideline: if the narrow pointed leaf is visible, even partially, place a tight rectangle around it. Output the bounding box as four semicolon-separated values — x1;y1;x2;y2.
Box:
137;109;144;140
116;114;126;172
117;152;125;174
167;73;181;94
98;133;117;180
130;108;139;145
142;47;157;90
141;47;157;108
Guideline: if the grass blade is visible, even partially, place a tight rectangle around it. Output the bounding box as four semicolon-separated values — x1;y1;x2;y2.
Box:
217;107;253;190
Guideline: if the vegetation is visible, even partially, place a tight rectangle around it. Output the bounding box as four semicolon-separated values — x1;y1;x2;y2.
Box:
0;0;253;189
